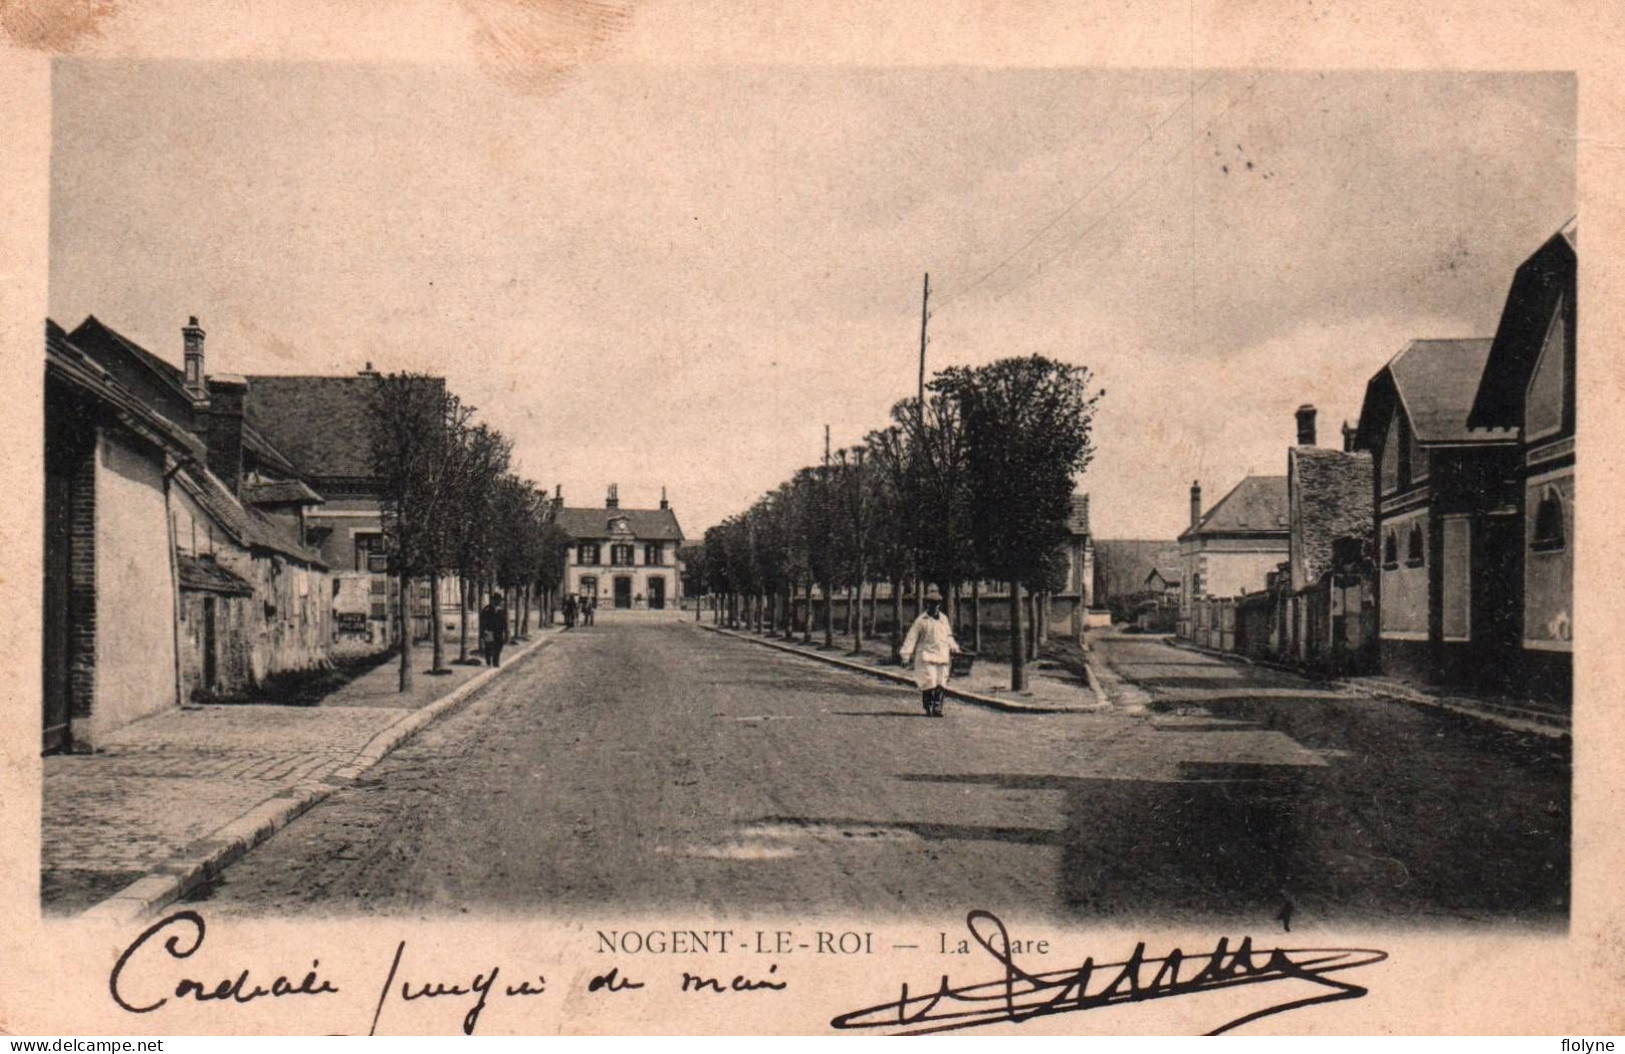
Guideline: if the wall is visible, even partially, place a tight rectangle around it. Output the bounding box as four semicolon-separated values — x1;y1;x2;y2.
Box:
567;539;680;609
85;432;179;743
1378;508;1429;639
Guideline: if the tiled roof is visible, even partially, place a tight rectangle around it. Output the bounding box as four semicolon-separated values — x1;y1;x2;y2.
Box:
1093;539;1178;600
176;552;254;595
1385;338;1497;444
241;374;420;483
46;320;204;461
551;506;685;542
1148;566;1181;585
1066;493;1091;537
178;466;326;567
241;477;324;506
1289;447;1374;585
1181;475;1288;540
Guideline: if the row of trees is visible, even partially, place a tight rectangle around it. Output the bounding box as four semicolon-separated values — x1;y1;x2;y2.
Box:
369;373;574;691
695;355;1101;690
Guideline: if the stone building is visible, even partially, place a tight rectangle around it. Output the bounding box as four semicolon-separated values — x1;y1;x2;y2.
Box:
1466;222;1577;705
1176;473;1289;639
45;317;333;748
1354;337;1519;687
43;322;202;752
552;485;685;610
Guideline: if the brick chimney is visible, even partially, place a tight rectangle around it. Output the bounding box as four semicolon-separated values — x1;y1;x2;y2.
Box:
205;376;248;494
182;316;208;404
1341;419;1358;453
1189;481;1202;531
659;486;669;510
606;483;619;509
1296;404;1317;446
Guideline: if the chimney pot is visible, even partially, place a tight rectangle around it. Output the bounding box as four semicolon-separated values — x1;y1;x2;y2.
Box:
1295;404;1318;447
182;316;208;403
659;486;669;510
606;483;619;509
1189;480;1202;531
1341;420;1358;453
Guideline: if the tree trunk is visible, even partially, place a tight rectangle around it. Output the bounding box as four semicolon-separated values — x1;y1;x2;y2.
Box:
457;573;471;663
429;570;447;672
867;579;878;639
1010;579;1027;691
972;579;983;653
398;571;414;692
850;575;865;655
822;581;834;649
802;581;814;644
889;577;904;664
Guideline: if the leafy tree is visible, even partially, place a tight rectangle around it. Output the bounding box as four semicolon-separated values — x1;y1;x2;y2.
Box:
934;356;1102;690
370;373;458;692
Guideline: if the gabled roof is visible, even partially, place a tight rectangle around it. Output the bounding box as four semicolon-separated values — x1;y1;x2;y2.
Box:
241;374;402;483
1180;475;1288;541
1066;493;1091;537
177;465;326;567
1357;338;1498;448
552;506;685;542
1147;566;1181;585
1467;224;1577;432
65;316;305;475
46;319;204;461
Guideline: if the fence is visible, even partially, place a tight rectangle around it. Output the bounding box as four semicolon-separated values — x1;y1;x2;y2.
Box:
1182;572;1375;675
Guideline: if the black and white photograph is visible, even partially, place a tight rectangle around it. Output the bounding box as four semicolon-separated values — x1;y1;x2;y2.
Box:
3;0;1621;1039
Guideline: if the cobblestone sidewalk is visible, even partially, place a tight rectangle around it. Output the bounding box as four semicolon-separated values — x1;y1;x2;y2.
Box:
42;634;551;915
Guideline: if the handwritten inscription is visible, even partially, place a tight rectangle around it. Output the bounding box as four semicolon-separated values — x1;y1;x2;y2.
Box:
109;911;340;1015
832;911;1387;1036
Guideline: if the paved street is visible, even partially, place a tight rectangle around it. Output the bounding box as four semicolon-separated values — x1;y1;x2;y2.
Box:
192;619;1569;927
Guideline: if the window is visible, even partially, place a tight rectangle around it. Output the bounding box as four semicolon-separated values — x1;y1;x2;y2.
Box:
645;543;663;566
578;543;600;566
355;533;389;573
611;543;635;566
1406;523;1426;567
1532;487;1566;552
1383;530;1399;568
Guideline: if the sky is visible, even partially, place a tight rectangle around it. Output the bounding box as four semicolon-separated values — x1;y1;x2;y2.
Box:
48;60;1574;540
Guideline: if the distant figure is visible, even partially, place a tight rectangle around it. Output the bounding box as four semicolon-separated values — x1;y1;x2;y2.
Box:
562;594;577;630
901;588;960;717
584;594;596;626
480;592;509;666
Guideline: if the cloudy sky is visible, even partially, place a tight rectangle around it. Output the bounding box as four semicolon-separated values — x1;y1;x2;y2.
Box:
49;60;1573;539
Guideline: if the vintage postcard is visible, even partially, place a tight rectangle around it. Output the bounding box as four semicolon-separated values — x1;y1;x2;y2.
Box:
1;0;1623;1037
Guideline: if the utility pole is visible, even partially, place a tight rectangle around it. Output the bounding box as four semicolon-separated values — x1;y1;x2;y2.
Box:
913;272;930;624
917;272;931;416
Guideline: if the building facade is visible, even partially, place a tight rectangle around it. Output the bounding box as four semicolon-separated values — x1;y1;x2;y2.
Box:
554;486;685;610
1465;223;1577;705
1354;337;1521;688
1177;474;1289;639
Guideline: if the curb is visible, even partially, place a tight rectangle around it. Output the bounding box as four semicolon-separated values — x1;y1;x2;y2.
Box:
78;631;556;924
701;624;1107;715
1162;636;1569;739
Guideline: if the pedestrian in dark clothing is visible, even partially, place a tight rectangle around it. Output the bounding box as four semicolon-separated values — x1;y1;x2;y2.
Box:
562;594;577;630
479;592;509;666
584;595;596;626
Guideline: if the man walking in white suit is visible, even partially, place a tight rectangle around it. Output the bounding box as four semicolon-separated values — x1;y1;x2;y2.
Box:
901;588;960;717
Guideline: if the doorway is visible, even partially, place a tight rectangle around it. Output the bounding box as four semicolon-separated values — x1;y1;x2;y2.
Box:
614;577;633;609
202;596;218;692
648;576;666;610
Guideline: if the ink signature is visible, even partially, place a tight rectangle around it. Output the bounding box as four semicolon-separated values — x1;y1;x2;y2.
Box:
831;911;1387;1036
